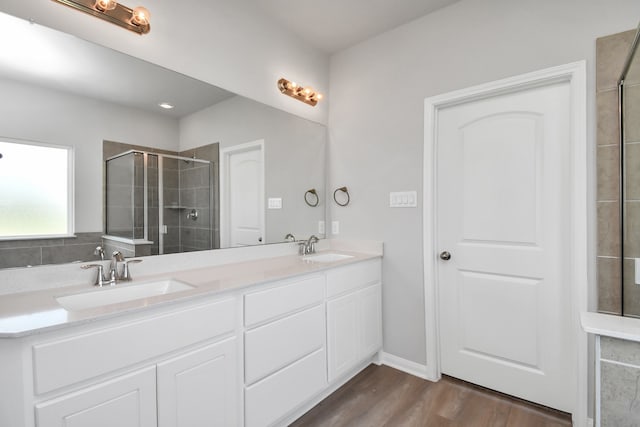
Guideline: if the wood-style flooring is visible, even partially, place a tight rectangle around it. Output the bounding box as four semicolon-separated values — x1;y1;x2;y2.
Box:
290;365;571;427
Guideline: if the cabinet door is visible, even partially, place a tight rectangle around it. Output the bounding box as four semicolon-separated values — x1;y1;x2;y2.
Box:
157;337;238;427
35;366;156;427
359;283;383;359
327;292;359;382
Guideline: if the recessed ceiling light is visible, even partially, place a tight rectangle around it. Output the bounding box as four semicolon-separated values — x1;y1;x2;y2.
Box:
158;102;174;109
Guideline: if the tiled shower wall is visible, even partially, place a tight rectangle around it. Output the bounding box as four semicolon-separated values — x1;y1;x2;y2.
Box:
597;29;640;316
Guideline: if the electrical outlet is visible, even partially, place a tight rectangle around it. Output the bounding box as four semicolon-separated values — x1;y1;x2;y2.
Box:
332;221;340;235
318;220;325;234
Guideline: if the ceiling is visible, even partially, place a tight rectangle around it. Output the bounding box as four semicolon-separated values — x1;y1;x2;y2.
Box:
250;0;460;53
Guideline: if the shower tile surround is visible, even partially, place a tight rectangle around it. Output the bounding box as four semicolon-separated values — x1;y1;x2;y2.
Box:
596;29;640;316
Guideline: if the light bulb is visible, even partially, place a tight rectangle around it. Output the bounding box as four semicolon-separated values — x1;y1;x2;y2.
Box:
131;6;150;26
95;0;117;11
303;87;312;95
316;93;323;101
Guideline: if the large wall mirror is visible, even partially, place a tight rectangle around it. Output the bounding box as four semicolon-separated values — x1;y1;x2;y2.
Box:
0;11;326;269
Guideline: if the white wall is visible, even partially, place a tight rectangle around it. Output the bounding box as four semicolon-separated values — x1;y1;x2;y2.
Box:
328;0;640;366
180;96;326;243
0;0;329;125
0;79;179;232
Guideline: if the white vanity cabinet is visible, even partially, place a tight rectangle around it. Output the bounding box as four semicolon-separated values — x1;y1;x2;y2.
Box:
326;259;382;382
4;297;240;427
243;274;327;427
0;252;383;427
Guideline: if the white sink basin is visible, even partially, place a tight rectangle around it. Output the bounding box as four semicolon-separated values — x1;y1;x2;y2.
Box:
303;253;354;263
56;279;194;311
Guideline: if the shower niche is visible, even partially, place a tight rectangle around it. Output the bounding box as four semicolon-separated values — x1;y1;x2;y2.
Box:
104;142;218;257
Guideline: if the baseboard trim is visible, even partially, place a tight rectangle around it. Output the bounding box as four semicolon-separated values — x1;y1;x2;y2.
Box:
380;352;430;380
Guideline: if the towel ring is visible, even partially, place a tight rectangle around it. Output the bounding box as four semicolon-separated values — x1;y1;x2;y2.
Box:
304;188;319;207
333;186;350;207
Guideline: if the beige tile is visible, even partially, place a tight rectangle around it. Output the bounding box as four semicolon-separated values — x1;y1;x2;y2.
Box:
597;29;636;91
623;257;640;317
597;145;619;201
624;201;640;257
600;361;640;426
597;89;619;147
598;257;622;314
625;143;640;200
623;84;640;142
601;336;640;366
598;201;621;257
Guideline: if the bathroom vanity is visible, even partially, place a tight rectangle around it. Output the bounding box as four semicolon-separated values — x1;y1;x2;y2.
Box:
0;246;382;427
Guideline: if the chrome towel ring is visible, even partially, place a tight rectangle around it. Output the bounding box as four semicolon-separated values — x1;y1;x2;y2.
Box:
333;186;350;206
305;188;319;207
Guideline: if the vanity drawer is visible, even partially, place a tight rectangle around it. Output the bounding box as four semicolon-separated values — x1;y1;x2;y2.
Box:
33;298;236;395
245;348;326;427
326;258;381;298
244;274;324;327
245;304;324;385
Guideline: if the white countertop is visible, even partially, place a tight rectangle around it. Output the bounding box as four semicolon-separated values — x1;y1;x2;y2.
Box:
0;250;380;338
581;311;640;342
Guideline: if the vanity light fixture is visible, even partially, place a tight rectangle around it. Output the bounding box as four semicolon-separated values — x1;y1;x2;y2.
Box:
277;78;323;107
52;0;151;35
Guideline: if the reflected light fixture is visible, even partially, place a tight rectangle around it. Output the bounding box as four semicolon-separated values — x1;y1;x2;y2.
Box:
52;0;151;35
277;78;323;107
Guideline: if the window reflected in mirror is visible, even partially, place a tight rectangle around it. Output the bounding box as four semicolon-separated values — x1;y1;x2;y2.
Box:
0;138;73;239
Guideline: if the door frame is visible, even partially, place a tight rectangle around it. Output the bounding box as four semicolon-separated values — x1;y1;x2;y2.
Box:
219;139;265;248
423;61;587;424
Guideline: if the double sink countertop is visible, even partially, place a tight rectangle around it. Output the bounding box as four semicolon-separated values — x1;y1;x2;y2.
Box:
0;250;381;338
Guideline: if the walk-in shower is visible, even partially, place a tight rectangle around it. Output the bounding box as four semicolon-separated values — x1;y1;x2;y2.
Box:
105;150;214;256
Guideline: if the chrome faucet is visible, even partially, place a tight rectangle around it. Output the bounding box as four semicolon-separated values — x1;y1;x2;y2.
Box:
81;253;142;287
109;251;124;283
299;235;319;255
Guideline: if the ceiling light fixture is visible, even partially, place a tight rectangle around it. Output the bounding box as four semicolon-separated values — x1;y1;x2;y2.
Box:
52;0;151;35
277;78;323;107
158;102;174;110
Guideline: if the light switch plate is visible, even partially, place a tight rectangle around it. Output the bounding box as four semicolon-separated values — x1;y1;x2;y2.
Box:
332;221;340;235
268;198;282;209
318;220;325;234
390;191;417;208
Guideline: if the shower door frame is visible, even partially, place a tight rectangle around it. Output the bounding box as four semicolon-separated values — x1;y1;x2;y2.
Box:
105;149;213;254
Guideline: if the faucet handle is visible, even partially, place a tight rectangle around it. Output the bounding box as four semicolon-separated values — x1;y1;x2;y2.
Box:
81;263;107;287
122;259;143;281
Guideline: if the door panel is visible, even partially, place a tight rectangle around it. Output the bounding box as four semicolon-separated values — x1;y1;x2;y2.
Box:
157;338;238;427
35;366;156;427
437;82;572;411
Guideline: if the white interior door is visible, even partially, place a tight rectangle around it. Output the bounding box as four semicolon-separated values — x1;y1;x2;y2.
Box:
221;141;264;247
436;81;573;412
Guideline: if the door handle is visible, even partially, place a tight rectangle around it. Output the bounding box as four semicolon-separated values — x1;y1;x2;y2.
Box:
439;251;451;261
